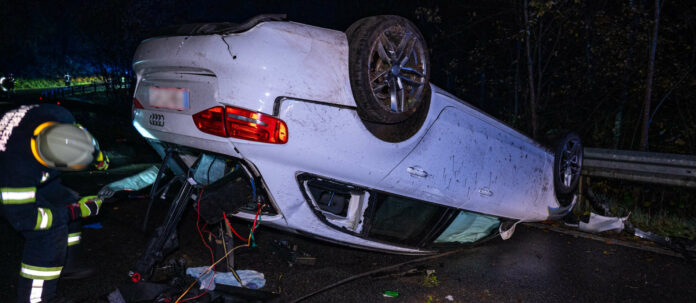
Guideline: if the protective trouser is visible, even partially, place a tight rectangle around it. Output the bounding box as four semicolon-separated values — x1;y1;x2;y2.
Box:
17;224;67;303
12;218;81;303
63;221;84;274
2;183;80;303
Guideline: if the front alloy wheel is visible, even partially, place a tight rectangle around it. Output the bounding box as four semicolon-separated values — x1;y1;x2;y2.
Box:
368;24;428;115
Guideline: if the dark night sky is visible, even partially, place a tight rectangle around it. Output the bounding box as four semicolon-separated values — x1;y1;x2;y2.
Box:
0;0;440;76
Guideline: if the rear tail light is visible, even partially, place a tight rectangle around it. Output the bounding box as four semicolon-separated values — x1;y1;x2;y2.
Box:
193;106;227;137
192;106;288;144
133;97;145;109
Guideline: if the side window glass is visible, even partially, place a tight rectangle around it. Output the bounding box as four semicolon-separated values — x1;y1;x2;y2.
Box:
367;195;449;246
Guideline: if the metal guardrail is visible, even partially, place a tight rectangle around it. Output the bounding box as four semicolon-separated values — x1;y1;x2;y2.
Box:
582;147;696;188
41;82;130;99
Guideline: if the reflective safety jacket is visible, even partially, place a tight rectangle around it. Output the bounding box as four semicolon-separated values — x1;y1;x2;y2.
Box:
0;104;79;231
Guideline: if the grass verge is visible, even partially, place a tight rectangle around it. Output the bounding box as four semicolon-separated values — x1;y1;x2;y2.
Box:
15;76;103;90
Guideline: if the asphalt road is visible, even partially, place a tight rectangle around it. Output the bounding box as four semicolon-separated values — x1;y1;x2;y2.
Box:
1;179;694;302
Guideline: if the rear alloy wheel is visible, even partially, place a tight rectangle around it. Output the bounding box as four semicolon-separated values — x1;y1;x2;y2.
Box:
347;15;431;133
553;133;583;196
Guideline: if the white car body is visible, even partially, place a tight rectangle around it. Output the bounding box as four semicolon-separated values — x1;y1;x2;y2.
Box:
132;19;572;254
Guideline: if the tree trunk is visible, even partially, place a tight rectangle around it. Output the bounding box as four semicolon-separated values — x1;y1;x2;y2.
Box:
640;0;663;151
523;0;538;139
514;39;521;120
614;0;639;149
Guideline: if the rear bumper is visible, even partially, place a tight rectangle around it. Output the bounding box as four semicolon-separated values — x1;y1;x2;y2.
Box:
133;21;356;117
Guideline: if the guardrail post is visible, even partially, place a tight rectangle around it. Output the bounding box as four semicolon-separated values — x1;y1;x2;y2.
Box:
578;175;585;212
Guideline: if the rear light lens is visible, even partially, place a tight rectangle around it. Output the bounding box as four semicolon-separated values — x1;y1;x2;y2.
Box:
133;97;145;109
192;106;288;144
132;97;144;120
193;106;227;137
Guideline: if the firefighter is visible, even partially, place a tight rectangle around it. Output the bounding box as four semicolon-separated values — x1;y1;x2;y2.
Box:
0;104;110;303
1;73;16;99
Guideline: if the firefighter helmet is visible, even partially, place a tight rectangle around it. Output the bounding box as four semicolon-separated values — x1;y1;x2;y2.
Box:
31;122;99;170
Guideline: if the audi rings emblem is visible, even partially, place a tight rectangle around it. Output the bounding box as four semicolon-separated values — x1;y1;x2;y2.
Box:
149;113;165;127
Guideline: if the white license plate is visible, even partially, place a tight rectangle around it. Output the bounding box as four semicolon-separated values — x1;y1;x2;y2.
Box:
148;87;189;110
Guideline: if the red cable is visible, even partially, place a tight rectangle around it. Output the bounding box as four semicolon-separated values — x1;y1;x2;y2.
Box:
251;203;261;234
201;222;217;239
223;212;249;242
248;203;262;245
222;202;263;244
180;188;216;302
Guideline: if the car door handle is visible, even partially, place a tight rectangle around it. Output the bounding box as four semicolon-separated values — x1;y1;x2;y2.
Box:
407;166;429;178
478;187;493;197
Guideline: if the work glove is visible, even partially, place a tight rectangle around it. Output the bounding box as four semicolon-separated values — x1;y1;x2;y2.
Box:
67;195;103;220
98;185;116;199
95;151;110;171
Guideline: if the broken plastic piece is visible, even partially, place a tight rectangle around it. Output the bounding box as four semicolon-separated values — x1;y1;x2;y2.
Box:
185;267;265;291
633;227;670;244
103;165;159;192
578;213;628;233
499;220;522;240
382;291;399;298
193;154;227;184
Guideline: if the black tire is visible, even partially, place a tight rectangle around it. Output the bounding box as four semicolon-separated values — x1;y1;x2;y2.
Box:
347;15;430;124
553;132;583;196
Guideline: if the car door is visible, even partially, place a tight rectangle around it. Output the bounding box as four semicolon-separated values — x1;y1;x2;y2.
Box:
379;94;549;220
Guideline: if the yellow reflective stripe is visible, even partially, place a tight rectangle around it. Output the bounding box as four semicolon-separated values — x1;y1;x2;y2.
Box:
1;187;36;204
30;138;49;167
20;263;62;280
34;208;52;230
33;121;56;136
67;232;81;246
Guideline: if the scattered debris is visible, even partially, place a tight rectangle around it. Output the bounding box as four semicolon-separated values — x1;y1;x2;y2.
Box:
382;290;399;298
271;239;316;266
578;213;629;233
102;165;159;192
186;267;265;291
423;270;440;287
573;189;696;261
150;255;189;282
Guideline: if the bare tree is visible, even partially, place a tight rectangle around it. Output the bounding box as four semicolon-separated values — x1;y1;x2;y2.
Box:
614;0;639;149
640;0;664;150
523;0;538;139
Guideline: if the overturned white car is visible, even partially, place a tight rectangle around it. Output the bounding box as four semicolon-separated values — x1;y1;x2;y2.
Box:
130;14;581;254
